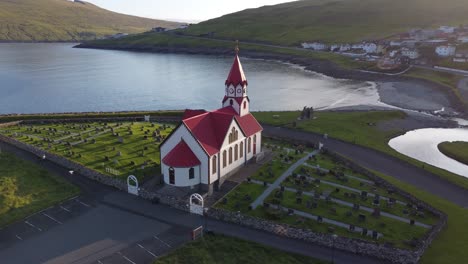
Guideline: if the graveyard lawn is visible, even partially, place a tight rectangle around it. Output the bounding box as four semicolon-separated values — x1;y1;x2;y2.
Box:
0;153;80;228
155;233;328;264
0;122;175;181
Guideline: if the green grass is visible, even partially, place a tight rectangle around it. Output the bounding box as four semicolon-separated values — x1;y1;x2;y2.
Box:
436;58;468;71
155;233;328;264
183;0;468;45
0;122;175;181
0;152;80;228
0;0;181;41
438;141;468;166
254;110;468;190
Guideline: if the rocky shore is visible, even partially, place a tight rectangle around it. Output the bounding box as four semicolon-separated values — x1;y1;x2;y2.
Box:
76;43;467;117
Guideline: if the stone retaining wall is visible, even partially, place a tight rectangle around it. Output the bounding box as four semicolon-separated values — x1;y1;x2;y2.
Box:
207;208;419;263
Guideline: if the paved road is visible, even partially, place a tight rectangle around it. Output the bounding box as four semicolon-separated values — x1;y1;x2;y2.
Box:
262;125;468;208
0;141;384;264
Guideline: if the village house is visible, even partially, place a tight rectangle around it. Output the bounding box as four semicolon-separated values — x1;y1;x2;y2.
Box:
453;50;468;63
152;27;167;33
301;42;328;51
160;50;263;192
439;26;456;34
362;43;378;53
401;47;420;60
435;45;456;57
457;35;468;43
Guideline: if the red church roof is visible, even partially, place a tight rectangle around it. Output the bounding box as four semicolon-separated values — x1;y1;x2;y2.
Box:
182;106;262;156
182;109;207;119
162;140;201;167
225;55;248;88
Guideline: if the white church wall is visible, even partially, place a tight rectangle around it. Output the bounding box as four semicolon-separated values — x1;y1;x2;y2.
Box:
161;165;201;187
218;120;247;179
160;124;209;186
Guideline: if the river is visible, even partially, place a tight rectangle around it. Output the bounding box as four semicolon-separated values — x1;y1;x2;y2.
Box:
0;43;389;114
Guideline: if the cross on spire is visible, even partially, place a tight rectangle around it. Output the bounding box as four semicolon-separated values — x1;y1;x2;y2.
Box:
235;40;239;54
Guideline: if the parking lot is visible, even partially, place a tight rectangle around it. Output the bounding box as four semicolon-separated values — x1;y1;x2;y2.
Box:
0;195;95;250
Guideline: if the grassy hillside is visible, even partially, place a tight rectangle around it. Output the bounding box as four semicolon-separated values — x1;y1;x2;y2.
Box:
184;0;468;45
438;141;468;166
0;0;181;41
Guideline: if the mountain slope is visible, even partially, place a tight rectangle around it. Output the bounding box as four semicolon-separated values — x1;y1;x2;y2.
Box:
0;0;181;41
184;0;468;45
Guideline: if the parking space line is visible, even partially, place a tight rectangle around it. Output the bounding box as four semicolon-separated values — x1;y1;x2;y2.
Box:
138;243;157;258
153;235;171;248
117;252;136;264
75;199;91;208
60;205;71;213
43;213;63;225
15;234;23;241
24;221;42;232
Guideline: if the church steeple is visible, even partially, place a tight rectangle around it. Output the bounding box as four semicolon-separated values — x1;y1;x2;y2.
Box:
223;41;250;116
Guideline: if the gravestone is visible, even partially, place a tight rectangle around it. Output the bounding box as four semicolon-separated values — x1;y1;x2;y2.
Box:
372;231;378;239
349;224;355;231
317;216;323;223
410;219;415;226
373;208;381;217
358;214;366;222
362;228;368;236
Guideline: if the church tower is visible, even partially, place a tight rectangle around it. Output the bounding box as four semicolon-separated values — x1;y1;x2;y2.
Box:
222;44;250;116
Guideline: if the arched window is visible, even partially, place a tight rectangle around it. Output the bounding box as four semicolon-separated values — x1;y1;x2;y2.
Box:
229;147;233;164
248;137;251;153
169;167;175;184
240;142;244;158
243;101;247;109
212;156;217;174
230;99;233;106
234;144;238;161
189;167;195;179
223;150;227;168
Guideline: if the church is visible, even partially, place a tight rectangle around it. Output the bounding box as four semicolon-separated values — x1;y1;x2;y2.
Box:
160;50;263;192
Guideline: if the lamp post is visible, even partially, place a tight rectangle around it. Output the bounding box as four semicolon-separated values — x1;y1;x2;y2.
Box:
332;234;338;264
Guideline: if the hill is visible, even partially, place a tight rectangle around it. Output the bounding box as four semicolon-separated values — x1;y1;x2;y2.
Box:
184;0;468;45
0;0;181;41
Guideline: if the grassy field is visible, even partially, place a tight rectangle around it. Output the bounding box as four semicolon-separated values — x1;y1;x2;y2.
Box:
184;0;468;45
0;122;175;181
81;33;372;70
0;152;80;228
253;111;468;190
438;141;468;166
0;0;181;41
155;233;328;264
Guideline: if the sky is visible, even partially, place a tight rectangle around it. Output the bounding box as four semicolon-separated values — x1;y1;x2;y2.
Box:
85;0;292;22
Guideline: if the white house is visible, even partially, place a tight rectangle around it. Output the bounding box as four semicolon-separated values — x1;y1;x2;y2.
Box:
435;45;456;57
301;42;328;51
439;26;456;34
160;51;263;193
362;43;378;53
339;44;351;52
401;48;420;59
458;36;468;43
351;43;364;50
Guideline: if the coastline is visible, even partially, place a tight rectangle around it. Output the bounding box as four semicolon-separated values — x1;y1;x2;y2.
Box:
75;43;468;117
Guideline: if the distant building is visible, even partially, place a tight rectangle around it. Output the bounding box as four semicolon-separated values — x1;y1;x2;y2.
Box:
110;33;128;39
435;45;456;57
179;24;190;29
301;42;328;51
390;40;402;47
339;44;351;52
453;50;468;62
362;43;378;53
457;35;468;43
401;48;420;59
411;29;437;41
152;27;167;33
439;26;456;34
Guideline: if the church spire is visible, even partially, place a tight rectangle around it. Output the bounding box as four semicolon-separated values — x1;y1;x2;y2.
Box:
225;41;248;88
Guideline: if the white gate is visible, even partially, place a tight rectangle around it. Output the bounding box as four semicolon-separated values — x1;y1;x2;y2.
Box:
189;193;204;215
127;175;139;196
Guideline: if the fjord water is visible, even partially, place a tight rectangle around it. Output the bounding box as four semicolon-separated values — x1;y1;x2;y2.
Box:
0;43;386;114
389;128;468;177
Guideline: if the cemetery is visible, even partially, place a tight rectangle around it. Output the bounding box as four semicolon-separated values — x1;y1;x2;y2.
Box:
0;121;175;181
214;139;442;249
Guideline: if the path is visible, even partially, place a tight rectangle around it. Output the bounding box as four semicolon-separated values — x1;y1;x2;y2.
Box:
0;141;383;264
262;125;468;208
250;150;319;209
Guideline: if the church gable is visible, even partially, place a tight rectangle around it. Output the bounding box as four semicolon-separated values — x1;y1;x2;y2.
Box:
220;118;245;148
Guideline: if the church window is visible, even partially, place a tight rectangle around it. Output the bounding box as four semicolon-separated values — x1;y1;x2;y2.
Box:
235;145;238;161
229;127;239;144
212;156;217;174
189;167;195;179
169;167;175;184
230;99;234;106
223;150;227;168
243;101;247;109
248;137;251;153
229;147;233;164
240;142;244;158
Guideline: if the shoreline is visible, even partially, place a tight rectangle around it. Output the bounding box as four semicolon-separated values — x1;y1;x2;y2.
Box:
75;43;468;117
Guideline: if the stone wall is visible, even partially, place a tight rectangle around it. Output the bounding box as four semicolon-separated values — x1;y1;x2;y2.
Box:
0;121;22;128
207;208;420;263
